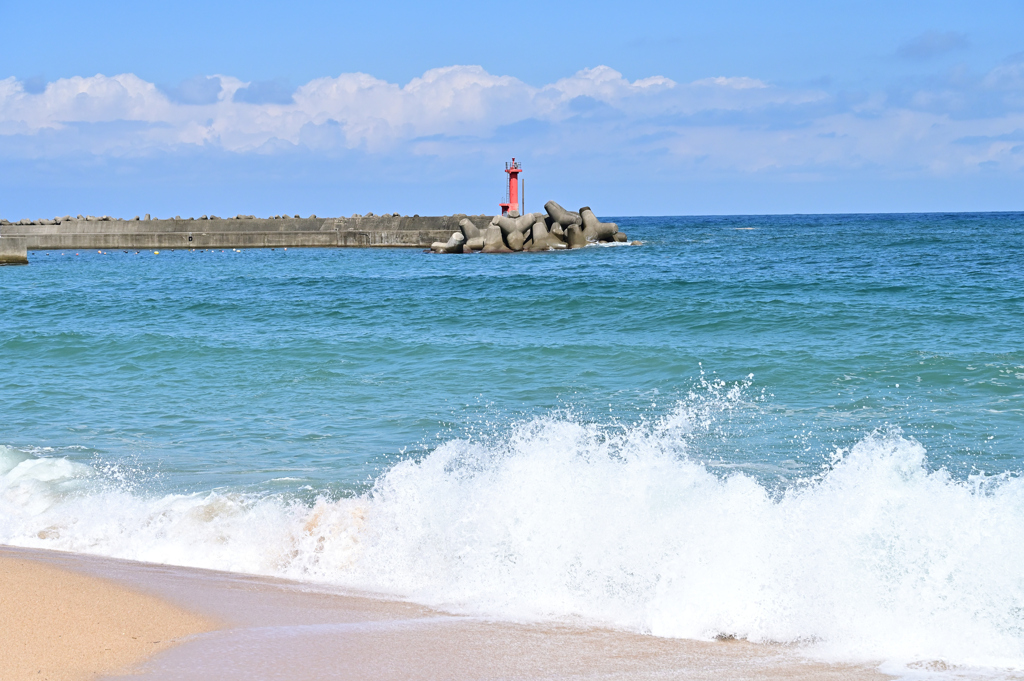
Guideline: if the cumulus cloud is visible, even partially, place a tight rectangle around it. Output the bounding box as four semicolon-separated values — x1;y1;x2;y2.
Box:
897;31;970;60
1;63;1024;178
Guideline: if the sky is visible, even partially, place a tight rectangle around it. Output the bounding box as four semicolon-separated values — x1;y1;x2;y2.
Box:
1;0;1023;217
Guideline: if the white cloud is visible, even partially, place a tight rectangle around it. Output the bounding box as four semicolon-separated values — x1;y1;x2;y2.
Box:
544;66;676;102
691;76;767;90
2;64;1024;178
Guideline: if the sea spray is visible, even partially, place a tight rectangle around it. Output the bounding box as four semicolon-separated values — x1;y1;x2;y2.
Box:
2;408;1024;671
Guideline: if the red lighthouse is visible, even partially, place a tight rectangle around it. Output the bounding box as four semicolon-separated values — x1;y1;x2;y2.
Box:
499;158;522;216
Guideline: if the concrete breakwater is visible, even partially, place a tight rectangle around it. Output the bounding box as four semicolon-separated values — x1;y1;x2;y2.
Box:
0;237;29;264
0;214;494;251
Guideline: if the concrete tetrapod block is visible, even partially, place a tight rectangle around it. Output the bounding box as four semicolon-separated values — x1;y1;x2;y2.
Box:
527;219;568;251
506;230;525;252
459;218;483;241
430;232;465;254
579;207;619;242
544;201;582;228
495;213;537;237
481;225;512;253
565;225;588;249
466;236;485;251
493;215;513;235
0;237;29;264
516;213;539;238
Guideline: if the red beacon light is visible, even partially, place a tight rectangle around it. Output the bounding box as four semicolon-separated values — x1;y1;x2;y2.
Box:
499;158;522;216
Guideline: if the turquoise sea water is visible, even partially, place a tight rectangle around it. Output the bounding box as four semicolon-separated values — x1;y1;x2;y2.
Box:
3;212;1024;674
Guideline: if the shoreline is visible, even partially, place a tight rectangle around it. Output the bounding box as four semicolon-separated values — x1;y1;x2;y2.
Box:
0;545;893;681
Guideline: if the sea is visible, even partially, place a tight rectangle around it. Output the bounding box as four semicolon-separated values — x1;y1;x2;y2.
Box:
2;212;1024;677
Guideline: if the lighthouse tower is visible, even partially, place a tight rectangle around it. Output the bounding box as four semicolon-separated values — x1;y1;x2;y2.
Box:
499;158;522;216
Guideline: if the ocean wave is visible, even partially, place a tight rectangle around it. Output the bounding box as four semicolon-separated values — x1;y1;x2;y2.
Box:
2;405;1024;673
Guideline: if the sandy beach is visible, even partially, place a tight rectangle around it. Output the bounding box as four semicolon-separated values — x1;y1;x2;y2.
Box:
0;545;893;681
0;552;214;681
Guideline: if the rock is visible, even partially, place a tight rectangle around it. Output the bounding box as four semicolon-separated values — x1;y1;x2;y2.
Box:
545;201;582;227
210;215;220;220
506;230;525;252
482;225;512;253
133;216;140;221
580;207;619;242
199;215;208;220
613;232;628;242
77;215;85;220
309;214;317;219
565;224;588;249
175;215;181;220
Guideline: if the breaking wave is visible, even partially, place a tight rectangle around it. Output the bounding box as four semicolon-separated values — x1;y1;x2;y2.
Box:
2;404;1024;673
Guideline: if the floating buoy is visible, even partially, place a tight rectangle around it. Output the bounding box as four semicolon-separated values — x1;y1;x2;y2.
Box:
154;251;159;254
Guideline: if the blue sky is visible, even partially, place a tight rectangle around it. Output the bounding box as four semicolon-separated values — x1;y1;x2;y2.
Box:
2;0;1023;217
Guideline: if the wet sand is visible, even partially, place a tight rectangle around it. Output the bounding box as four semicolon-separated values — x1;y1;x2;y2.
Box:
0;546;892;681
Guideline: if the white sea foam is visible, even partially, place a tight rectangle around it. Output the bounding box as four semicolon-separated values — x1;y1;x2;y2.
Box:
1;409;1023;676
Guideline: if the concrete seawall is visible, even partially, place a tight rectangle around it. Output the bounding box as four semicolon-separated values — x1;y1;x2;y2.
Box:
2;215;494;251
0;237;29;264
